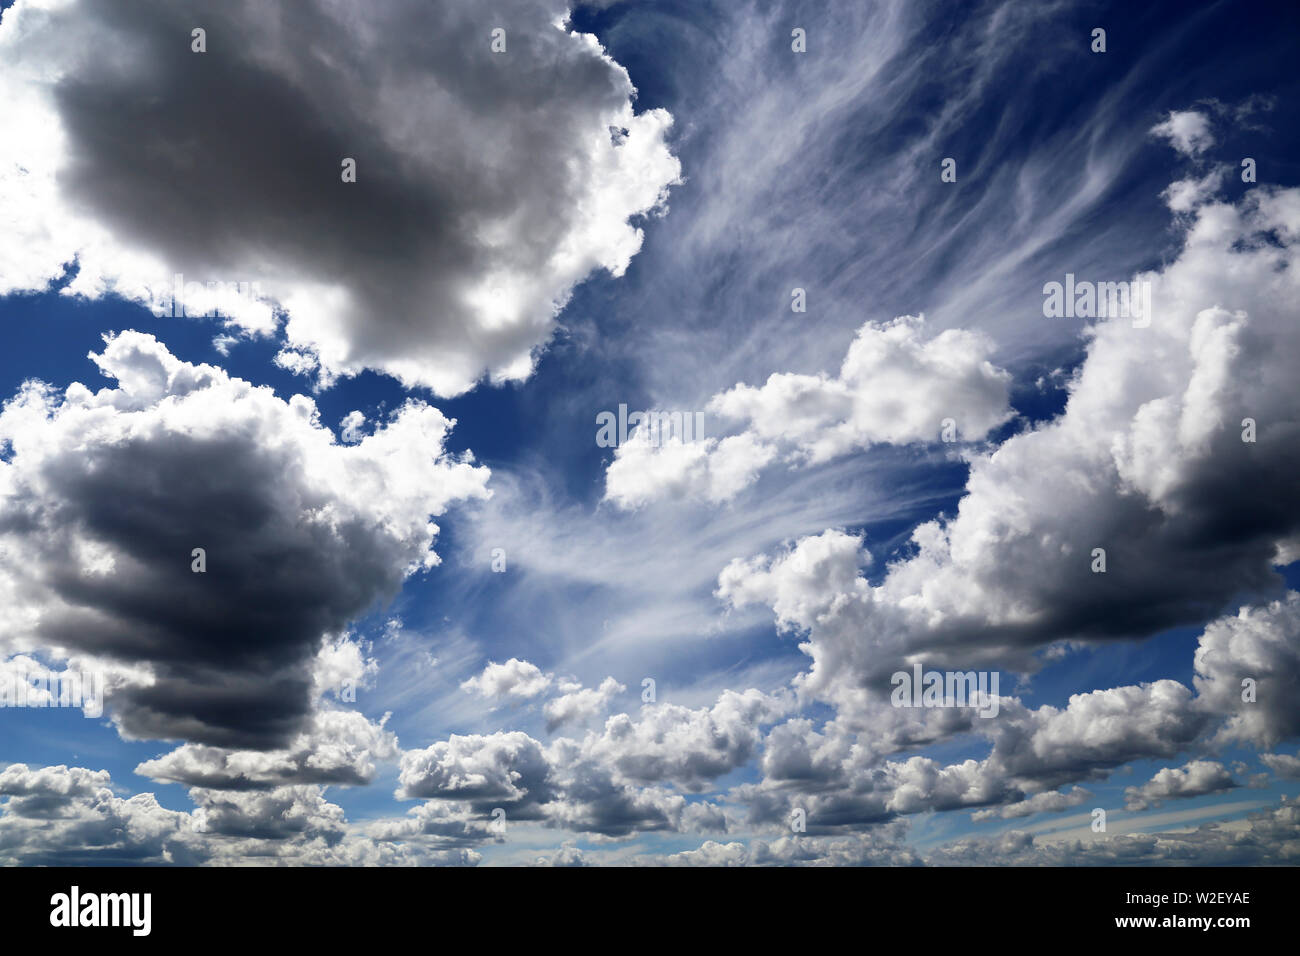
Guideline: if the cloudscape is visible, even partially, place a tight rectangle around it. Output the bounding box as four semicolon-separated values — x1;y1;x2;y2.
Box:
1;0;1298;871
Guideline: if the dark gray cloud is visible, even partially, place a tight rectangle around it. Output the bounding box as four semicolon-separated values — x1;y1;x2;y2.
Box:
0;332;489;747
1;0;680;394
190;786;346;842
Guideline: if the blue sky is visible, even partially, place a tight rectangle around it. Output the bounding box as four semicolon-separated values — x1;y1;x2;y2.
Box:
1;0;1299;865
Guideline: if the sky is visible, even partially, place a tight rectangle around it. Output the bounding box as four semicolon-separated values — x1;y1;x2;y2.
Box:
0;0;1298;866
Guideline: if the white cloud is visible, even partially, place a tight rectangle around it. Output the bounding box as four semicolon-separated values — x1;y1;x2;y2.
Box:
970;786;1091;822
605;316;1012;507
1193;593;1300;748
543;676;625;731
460;658;554;701
719;182;1300;724
1260;753;1300;779
1123;760;1236;811
1151;110;1215;156
136;709;400;789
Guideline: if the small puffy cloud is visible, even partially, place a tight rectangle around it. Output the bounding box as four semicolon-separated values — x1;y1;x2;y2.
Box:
717;528;869;635
1261;753;1300;780
543;676;625;731
396;731;556;810
709;316;1011;458
661;840;750;867
1151;110;1215;156
1123;760;1236;811
1162;168;1226;213
604;432;776;510
460;658;553;701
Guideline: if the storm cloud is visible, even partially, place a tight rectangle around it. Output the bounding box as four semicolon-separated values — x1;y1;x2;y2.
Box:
0;331;489;746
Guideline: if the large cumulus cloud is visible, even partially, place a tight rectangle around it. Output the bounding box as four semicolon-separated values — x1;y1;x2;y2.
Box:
707;173;1300;834
0;331;489;747
0;0;680;394
719;177;1300;721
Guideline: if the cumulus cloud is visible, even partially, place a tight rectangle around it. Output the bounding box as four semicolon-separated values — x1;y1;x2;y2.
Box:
532;841;590;867
460;658;553;701
605;316;1012;507
1162;168;1227;214
988;682;1208;790
1193;592;1300;748
395;689;779;836
397;731;556;810
725;591;1300;836
696;179;1300;840
0;0;680;394
0;763;203;865
1123;760;1237;811
136;709;400;790
190;785;346;842
0;762;485;865
0;762;109;807
1260;753;1300;779
604;431;777;510
543;676;625;731
719;183;1300;719
655;825;920;867
0;331;489;747
575;689;787;792
1151;110;1215;156
0;0;1295;866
